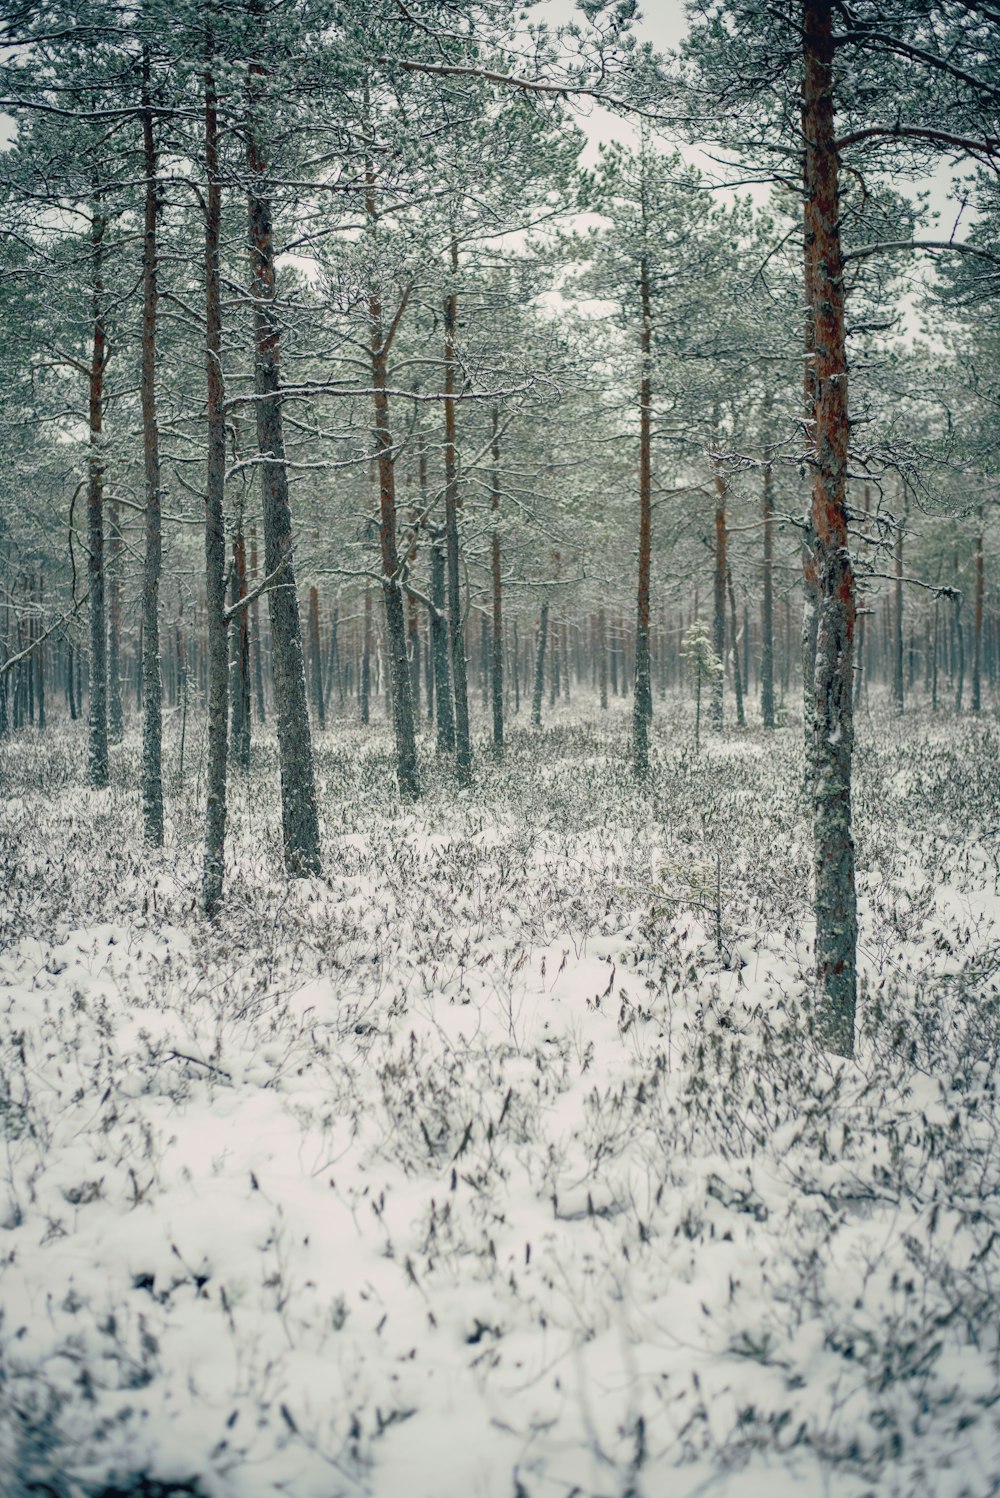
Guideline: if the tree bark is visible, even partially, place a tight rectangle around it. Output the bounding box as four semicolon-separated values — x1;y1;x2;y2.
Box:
308;584;325;731
366;285;419;797
632;249;653;773
490;407;504;755
230;525;252;771
853;485;869;708
360;585;372;725
444;238;472;782
202;52;229;916
711;456;727;733
140;47;163;843
892;503;905;714
107;496;123;743
727;566;745;728
249;524;266;723
531;602;548;727
87;202;109;788
760;459;775;728
247;65;322;868
803;0;857;1056
973;510;984;712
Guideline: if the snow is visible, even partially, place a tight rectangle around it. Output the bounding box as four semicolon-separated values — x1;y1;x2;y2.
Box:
1;702;999;1497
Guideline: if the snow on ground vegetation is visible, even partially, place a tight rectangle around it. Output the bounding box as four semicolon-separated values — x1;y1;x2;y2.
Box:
1;700;999;1498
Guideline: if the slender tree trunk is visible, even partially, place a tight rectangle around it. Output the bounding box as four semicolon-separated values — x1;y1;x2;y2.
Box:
247;67;322;868
760;459;775;728
954;550;965;711
407;525;421;719
230;525;252;771
140;50;164;843
512;617;520;714
35;585;45;732
444;237;472;781
853;487;869;709
367;295;419;797
892;505;905;714
803;0;857;1056
87;202;109;787
632;250;653;774
308;585;325;731
931;592;940;711
201;52;229;915
429;535;453;750
531;602;549;727
490;408;504;755
249;524;266;723
801;535;819;761
67;638;77;722
549;616;559;709
598;606;609;710
107;496;123;743
727;566;745;728
711;456;727;733
973;511;984;712
360;586;372;725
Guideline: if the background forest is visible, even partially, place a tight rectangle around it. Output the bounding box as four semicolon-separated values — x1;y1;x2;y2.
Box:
1;2;1000;1496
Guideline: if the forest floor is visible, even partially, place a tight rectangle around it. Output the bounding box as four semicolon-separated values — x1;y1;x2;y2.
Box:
1;696;999;1498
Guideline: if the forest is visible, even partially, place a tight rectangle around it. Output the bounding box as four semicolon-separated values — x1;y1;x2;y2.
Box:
1;1;999;1494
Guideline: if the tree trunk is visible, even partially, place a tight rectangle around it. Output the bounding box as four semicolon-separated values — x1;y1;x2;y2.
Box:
973;511;984;712
711;457;727;733
632;250;653;774
140;50;164;843
549;615;559;709
531;602;549;727
407;531;421;719
87;202;109;788
853;486;869;709
444;238;472;781
249;524;266;723
308;584;325;731
429;536;453;751
230;526;252;771
598;606;609;710
107;495;123;743
366;297;419;798
247;70;322;869
892;505;905;714
35;585;45;732
954;550;965;711
360;586;372;725
490;408;504;755
727;566;745;728
803;0;857;1056
202;52;229;915
760;461;775;727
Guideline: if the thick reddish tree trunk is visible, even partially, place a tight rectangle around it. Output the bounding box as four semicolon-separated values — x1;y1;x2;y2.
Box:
803;0;857;1056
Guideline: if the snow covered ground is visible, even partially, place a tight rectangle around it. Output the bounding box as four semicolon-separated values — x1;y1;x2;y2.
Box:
1;700;999;1498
